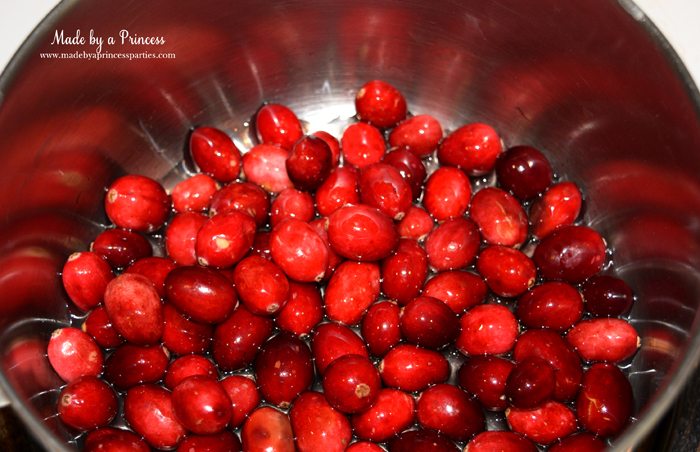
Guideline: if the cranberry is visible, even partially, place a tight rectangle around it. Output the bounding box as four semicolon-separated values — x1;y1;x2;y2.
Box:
250;230;273;260
341;122;386;168
213;305;274;371
312;130;341;166
171;173;218;213
61;251;114;312
388;430;459;452
379;344;450;391
360;301;402;357
382;147;427;200
423;166;472;221
506;400;577;445
477;246;537;298
465;431;537;452
104;175;170;233
417;383;485;441
164;355;217;390
505;358;556;408
270;218;329;282
82;306;123;349
582;274;634;316
125;256;176;298
270;188;315;227
124;384;187;449
351;388;415;442
495;145;553;200
315;166;359;217
311;322;369;374
274;282;323;337
189;126;242;183
290;391;353;452
233;255;289;315
423;270;488;314
310;217;344;278
221;375;261;427
209;181;270;227
323;354;381;414
48;327;102;383
388;114;443;158
577;363;633;437
177;431;242;452
286;135;333;191
171;376;232;434
425;217;480;271
254;103;304;150
437;123;503;176
165;265;236;323
165;212;207;266
195;211;256;268
534;225;607;283
457;304;519;356
324;260;380;325
381;239;428;304
242;144;294;193
91;228;152;269
470;187;528;247
346;442;384;452
397;206;434;240
104;343;169;390
162;304;213;355
58;376;117;430
242;407;295;452
566;318;639;363
549;433;607;452
328;204;398;261
530;182;582;239
255;333;314;408
400;296;459;349
84;428;149;452
355;80;407;128
516;282;583;332
359;162;412;220
458;356;514;411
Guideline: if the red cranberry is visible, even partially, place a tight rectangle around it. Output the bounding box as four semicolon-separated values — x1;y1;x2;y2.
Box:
324;261;380;325
213;305;274;371
577;363;633;437
104;175;170;233
322;354;381;413
241;406;295;452
566;318;639;363
171;173;218;213
82;306;123;349
233;255;289;315
250;230;273;260
311;322;369;374
172;376;232;434
164;355;217;390
458;356;514;411
382;147;427;200
162;304;213;355
209;181;270;227
469;187;528;247
255;333;314;408
84;427;149;452
437;123;503;176
312;130;341;166
104;273;163;344
328;204;398;261
506;400;577;445
400;296;459;349
505;358;556;408
359;162;412;220
270;218;329;282
477;246;536;298
221;375;261;427
425;217;480;271
315;166;359;217
397;206;434;240
457;304;519;356
423;166;472;221
61;251;113;312
274;282;323;337
165;212;207;266
270;188;315;227
465;431;537;452
417;383;485;441
549;433;607;452
189;126;242;183
290;391;353;452
388;430;459;452
91;228;152;268
58;376;117;430
355;80;407;128
533;225;607;283
351;388;415;442
360;301;402;357
254;103;304;150
346;442;384;452
582;274;634;316
125;256;176;298
341;122;386;168
309;217;344;278
286;135;333;191
177;431;242;452
495;145;553;200
381;239;428;304
529;181;582;239
195;211;256;268
124;384;187;449
242;144;293;193
423;270;488;314
166;265;236;323
104;344;169;390
388;114;443;158
379;344;450;391
516;282;583;332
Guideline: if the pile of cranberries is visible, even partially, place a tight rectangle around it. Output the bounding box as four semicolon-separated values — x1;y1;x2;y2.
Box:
48;80;639;451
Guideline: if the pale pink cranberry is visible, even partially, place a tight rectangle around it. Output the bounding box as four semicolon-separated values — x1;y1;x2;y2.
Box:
457;304;519;356
103;273;163;344
242;144;293;193
58;376;117;430
529;181;582;239
61;251;113;312
351;389;415;442
506;401;577;445
533;225;606;283
437;122;503;176
209;181;270;227
270;188;315;227
172;376;232;434
286;135;333;191
495;145;553;200
425;217;480;271
397;206;434;240
476;246;536;298
290;391;352;452
470;187;528;247
355;80;407;128
516;282;583;332
566;318;639;363
381;239;428;304
255;333;314;408
423;166;472;221
341;122;386;168
311;322;369;374
324;261;380;325
382;148;427;200
82;306;123;349
48;327;103;383
105;175;170;233
359;162;412;220
165;212;207;266
328;204;398;261
171;173;218;213
274;282;323;337
162;304;213;355
254;103;304;150
189;126;242;183
91;228;152;269
270;218;329;282
103;344;169;390
379;344;450;392
165;265;236;323
195;211;256;268
233;255;289;315
389;114;443;157
315;166;360;217
360;301;402;357
221;375;261;427
124;384;187;450
312;130;341;166
423;270;488;314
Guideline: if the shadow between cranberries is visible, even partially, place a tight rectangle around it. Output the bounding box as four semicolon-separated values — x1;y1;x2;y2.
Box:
52;80;639;452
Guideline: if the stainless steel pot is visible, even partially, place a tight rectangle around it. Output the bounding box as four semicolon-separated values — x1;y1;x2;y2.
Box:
1;0;699;450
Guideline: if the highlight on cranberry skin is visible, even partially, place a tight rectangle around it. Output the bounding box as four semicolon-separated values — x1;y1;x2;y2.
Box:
327;204;398;262
189;126;242;183
576;363;633;438
233;255;290;316
341;122;386;168
423;166;472;221
476;245;536;298
379;344;450;392
437;122;503;176
355;79;407;129
457;304;519;356
389;114;443;158
104;174;170;233
529;181;583;239
359;162;412;220
469;187;528;247
270;218;329;283
171;173;218;213
254;103;304;150
61;251;114;312
506;400;578;445
242;144;294;193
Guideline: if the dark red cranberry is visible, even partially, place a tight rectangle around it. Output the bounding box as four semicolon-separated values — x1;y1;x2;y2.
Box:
577;363;633;437
221;375;261;427
286;135;333;191
312;130;341;166
516;282;583;332
457;304;519;356
255;333;314;408
311;322;369;374
495;145;553;200
549;433;607;452
437;123;503;176
470;187;528;247
360;301;401;357
166;265;236;323
58;376;117;430
417;383;485;441
397;206;434;240
195;211;256;268
124;384;187;449
582;274;634;316
104;343;169;390
241;406;295;452
250;230;273;260
233;255;289;315
125;256;177;298
465;431;537;452
506;400;577;445
275;282;323;337
400;296;459;349
351;388;415;442
476;246;536;298
290;391;353;452
322;354;381;413
104;175;170;233
165;212;207;266
164;355;217;390
91;228;152;268
189;126;242;183
381;239;428;305
379;344;450;392
533;225;607;283
270;218;329;282
213;305;274;371
425;217;480;271
328;204;399;261
162;304;213;355
171;173;218;213
324;261;380;325
341;122;386;168
382;147;427;200
172;376;232;434
355;80;407;128
104;273;163;344
84;427;149;452
242;144;293;193
82;306;123;349
315;166;359;217
270;188;315;227
254;103;304;150
388;429;459;452
209;181;270;227
529;181;583;239
423;166;472;221
566;318;639;363
388;114;443;158
176;431;242;452
423;270;488;314
359;162;412;220
61;251;114;312
458;356;514;411
505;357;556;408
